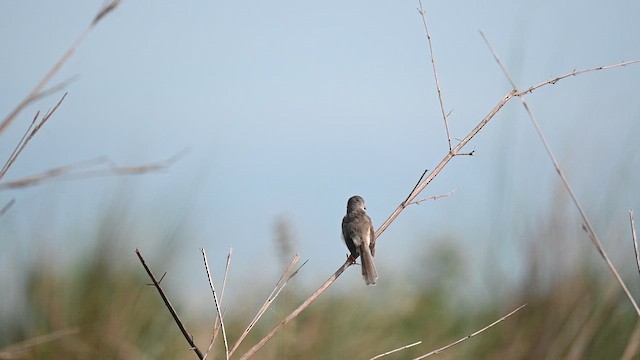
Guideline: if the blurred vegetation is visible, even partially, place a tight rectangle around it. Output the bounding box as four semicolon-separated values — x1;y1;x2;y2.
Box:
1;216;639;360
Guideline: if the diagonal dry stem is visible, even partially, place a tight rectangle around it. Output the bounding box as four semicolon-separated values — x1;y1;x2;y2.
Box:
135;248;204;360
239;258;352;360
229;253;302;356
412;304;527;359
0;198;16;218
0;93;67;182
480;30;640;317
201;249;229;360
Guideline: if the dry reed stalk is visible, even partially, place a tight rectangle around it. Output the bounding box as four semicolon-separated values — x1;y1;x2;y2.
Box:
201;248;229;360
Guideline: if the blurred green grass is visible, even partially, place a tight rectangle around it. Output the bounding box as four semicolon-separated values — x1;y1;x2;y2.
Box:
1;218;638;360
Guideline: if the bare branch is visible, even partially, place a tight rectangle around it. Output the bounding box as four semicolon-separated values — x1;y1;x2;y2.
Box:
412;304;527;359
418;0;452;151
370;341;422;360
201;249;229;360
481;30;640;317
135;248;204;360
516;60;640;96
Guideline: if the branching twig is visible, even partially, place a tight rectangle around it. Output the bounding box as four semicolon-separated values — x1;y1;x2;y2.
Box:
418;0;452;151
201;249;229;360
411;304;527;359
480;30;640;317
370;341;422;360
229;253;303;356
0;1;120;135
0;93;68;182
135;248;204;360
631;209;639;276
239;258;352;360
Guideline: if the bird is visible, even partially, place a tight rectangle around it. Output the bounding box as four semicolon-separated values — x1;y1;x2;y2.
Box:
342;195;378;285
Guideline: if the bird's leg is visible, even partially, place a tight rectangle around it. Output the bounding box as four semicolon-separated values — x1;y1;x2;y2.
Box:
347;254;358;264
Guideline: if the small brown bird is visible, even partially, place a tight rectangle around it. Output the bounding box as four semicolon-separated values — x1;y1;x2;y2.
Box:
342;195;378;285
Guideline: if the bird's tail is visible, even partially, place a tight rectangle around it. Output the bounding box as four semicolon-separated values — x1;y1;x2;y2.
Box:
360;245;378;286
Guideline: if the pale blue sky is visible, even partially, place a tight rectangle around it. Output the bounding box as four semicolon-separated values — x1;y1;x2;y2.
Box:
1;1;640;309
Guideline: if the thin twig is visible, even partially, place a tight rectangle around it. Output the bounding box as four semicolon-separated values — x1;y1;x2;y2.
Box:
631;210;639;276
403;169;429;206
516;60;640;96
0;1;120;135
408;188;457;206
370;341;422;360
239;258;352;360
412;304;527;359
480;30;640;317
229;253;302;357
418;0;452;151
0;199;15;218
201;249;229;360
0;111;39;179
221;248;233;303
135;248;204;360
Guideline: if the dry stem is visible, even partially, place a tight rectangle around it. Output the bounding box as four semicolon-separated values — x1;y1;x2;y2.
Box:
631;210;639;276
201;249;229;360
412;304;527;359
370;341;422;360
229;253;302;356
0;93;67;182
135;248;204;360
418;0;452;151
0;198;15;218
239;258;352;360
